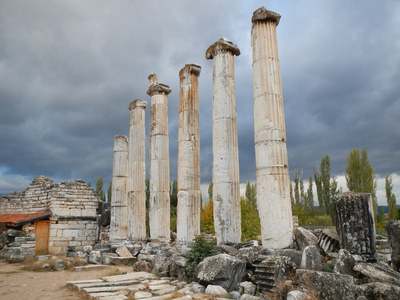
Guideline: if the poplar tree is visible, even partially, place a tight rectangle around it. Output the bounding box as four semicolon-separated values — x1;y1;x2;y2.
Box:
345;147;377;217
107;180;112;202
245;181;257;208
96;176;106;201
314;166;323;211
294;169;300;205
386;174;398;220
305;176;314;212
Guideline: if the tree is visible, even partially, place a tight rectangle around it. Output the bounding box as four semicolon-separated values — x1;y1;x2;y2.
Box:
96;176;106;201
320;155;331;214
170;180;178;208
294;169;301;205
200;199;214;234
314;166;323;211
107;180;112;202
245;181;257;208
290;182;294;206
208;181;213;201
345;147;377;217
386;174;398;220
241;197;261;240
87;181;92;188
304;176;314;212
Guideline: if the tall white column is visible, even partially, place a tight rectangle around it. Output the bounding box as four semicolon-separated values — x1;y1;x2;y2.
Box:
147;73;171;242
251;7;293;248
127;99;148;241
206;37;241;245
110;135;128;241
177;64;201;244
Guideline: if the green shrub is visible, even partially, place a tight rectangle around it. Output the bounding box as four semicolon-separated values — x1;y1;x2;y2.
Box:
186;235;218;281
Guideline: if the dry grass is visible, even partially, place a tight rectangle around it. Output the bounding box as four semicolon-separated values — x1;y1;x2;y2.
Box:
21;256;85;272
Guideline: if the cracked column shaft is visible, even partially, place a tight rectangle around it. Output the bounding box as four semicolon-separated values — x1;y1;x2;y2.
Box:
147;74;171;242
206;37;241;245
251;7;293;248
127;99;148;241
177;64;201;244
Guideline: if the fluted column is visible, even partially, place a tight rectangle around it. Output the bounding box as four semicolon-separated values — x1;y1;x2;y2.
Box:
147;73;171;242
251;7;293;248
177;64;201;244
206;37;241;245
127;99;148;241
110;135;128;241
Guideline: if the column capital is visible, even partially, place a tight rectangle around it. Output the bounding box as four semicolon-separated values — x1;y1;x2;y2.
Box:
179;64;201;79
252;7;281;26
146;73;172;96
129;99;148;110
205;37;240;60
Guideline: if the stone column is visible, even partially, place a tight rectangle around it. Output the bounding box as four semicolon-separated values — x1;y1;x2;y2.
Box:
251;7;293;248
110;135;128;241
127;99;148;241
147;73;171;242
206;37;241;245
333;192;376;260
177;64;201;244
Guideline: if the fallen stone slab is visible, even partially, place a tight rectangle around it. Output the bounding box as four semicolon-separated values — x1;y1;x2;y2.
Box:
95;295;128;300
66;279;104;288
134;291;153;299
353;262;400;285
74;264;108;271
83;284;139;293
102;271;156;282
110;257;136;265
69;279;141;291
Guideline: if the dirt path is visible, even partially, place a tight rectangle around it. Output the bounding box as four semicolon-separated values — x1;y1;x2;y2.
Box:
0;261;132;300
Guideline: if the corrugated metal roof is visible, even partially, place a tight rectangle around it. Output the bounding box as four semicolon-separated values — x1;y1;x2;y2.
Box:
0;211;51;226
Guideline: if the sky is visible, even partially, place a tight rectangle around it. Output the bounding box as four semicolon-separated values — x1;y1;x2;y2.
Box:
1;0;399;205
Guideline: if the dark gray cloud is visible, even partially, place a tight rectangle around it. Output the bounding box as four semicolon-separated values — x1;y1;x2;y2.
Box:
1;1;399;204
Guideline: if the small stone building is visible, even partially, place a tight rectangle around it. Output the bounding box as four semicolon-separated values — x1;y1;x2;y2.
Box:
0;176;100;257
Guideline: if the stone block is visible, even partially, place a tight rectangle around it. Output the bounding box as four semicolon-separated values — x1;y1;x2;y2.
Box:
333;192;376;259
300;245;322;271
63;230;79;237
294;227;318;250
385;221;400;271
205;284;229;297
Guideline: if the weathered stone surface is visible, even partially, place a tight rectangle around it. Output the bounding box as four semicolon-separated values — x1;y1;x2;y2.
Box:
333;192;376;259
177;64;201;245
282;249;303;267
240;295;259;300
251;7;293;249
206;37;241;245
296;269;355;300
318;228;340;254
239;281;256;295
169;254;188;280
334;249;356;276
230;291;241;299
133;260;152;273
353;262;400;285
134;291;153;299
89;250;102;264
127;99;148;241
355;282;400;300
255;256;296;293
194;254;246;292
110;135;129;240
287;290;308;300
54;259;67;271
205;284;229;297
294;227;318;251
385;220;400;271
189;283;205;293
238;247;259;266
148;73;171;243
116;246;134;258
300;245;322;271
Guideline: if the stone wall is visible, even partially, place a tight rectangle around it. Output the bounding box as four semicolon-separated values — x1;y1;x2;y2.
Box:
49;220;97;253
0;176;53;213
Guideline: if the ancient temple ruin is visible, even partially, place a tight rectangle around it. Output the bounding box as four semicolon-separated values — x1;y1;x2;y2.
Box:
109;7;293;247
